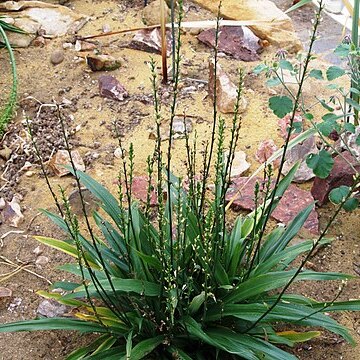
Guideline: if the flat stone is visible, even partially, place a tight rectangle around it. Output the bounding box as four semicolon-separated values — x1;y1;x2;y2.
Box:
192;0;302;52
37;299;67;318
0;1;89;47
129;28;172;55
87;54;121;71
282;136;318;183
68;188;100;215
198;26;262;61
98;75;129;101
0;287;12;298
226;176;319;234
208;59;247;114
311;151;360;206
48;150;85;177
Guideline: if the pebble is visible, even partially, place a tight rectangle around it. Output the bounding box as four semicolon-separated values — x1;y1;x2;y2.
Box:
33;246;43;256
35;256;49;267
114;148;122;159
51;50;65;65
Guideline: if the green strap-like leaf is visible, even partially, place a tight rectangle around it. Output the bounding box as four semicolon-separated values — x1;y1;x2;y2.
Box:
207;302;355;345
223;270;352;304
63;278;161;299
0;318;109;334
119;336;165;360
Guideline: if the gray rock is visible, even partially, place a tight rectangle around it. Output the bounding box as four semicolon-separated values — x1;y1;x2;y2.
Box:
50;50;64;65
37;299;67;318
281;136;318;183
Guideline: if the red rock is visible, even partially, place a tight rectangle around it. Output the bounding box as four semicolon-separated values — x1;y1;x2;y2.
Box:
129;28;172;55
311;151;360;206
98;75;129;101
278;113;303;140
226;176;319;234
124;176;158;206
255;139;279;166
198;26;262;61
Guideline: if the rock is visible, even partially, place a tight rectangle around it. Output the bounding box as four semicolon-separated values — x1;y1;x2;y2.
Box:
33;246;43;256
255;139;279;166
225;150;250;177
172;117;193;139
129;28;172;55
98;75;129;101
86;54;121;71
31;35;46;47
226;176;319;234
148;117;192;141
142;0;170;26
37;299;67;318
0;288;13;308
0;145;12;160
48;150;85;177
282;136;318;183
124;176;158;206
102;23;111;33
74;40;97;51
208;59;247;114
0;287;12;298
114;148;123;159
311;151;360;206
50;50;64;65
278;113;303;140
35;256;49;267
68;188;100;215
0;198;5;210
198;26;263;61
343;126;360;161
192;0;302;53
0;1;89;47
1;195;24;228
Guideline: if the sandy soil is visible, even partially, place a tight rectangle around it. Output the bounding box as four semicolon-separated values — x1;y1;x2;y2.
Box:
0;0;359;359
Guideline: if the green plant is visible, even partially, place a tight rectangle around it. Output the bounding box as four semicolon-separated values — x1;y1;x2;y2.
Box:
0;17;24;135
255;1;360;207
1;1;360;359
